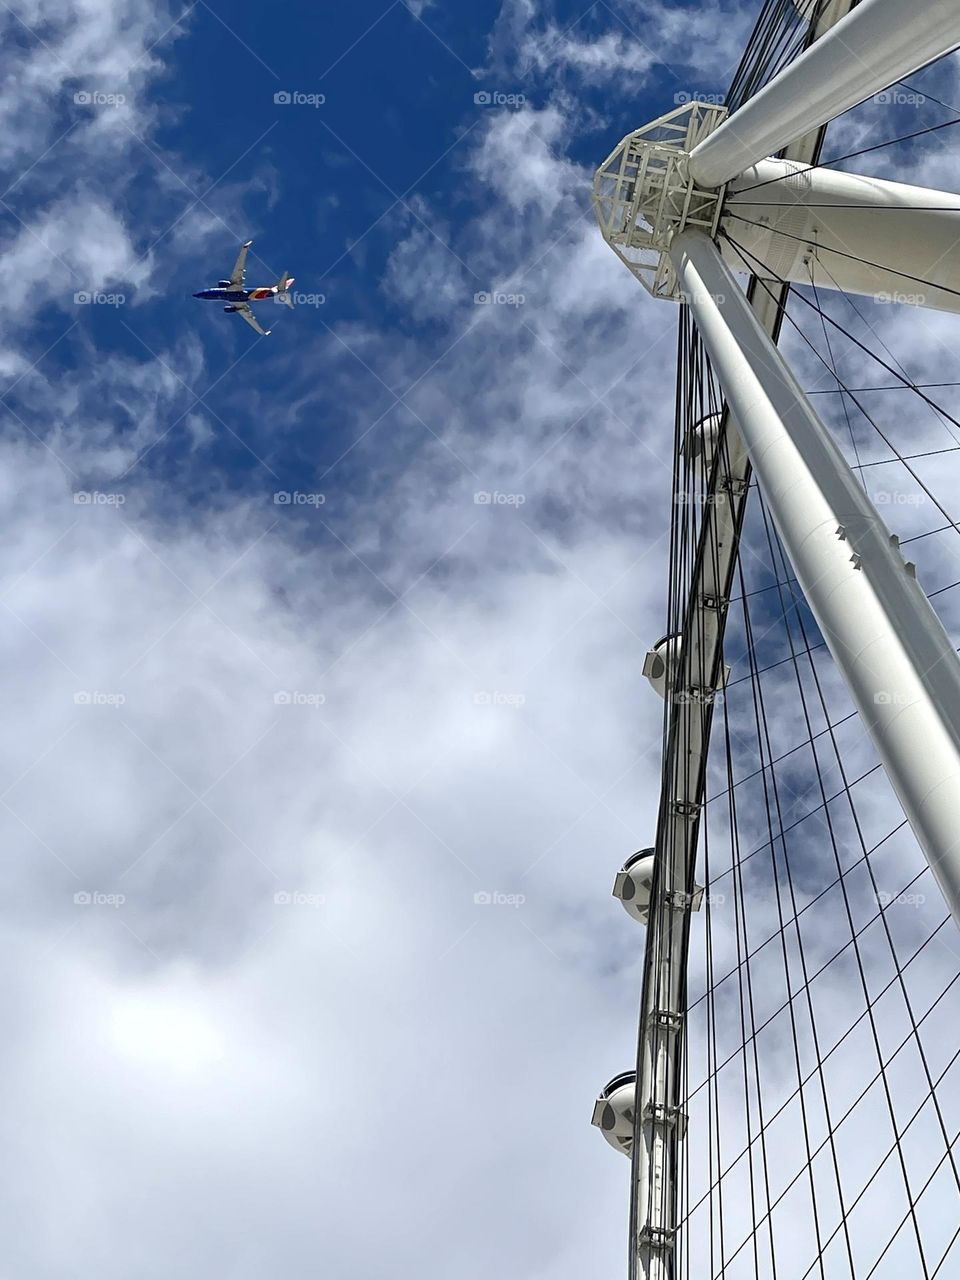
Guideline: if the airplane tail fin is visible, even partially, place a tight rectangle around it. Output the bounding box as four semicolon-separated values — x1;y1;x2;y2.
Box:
276;273;296;309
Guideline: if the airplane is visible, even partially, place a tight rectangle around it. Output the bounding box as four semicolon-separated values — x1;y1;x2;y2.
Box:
193;240;295;336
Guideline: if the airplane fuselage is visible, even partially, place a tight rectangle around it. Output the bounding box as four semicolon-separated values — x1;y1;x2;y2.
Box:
193;286;277;302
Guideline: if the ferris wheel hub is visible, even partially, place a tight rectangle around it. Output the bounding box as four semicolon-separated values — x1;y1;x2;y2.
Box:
592;102;727;300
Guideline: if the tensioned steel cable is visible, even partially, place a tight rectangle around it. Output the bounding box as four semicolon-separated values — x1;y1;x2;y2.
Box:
723;212;960;305
691;522;957;1280
663;15;960;1280
685;892;953;1221
722;235;960;544
725;0;820;114
757;500;945;1276
758;483;960;1225
721;230;960;470
689;233;960;1276
811;251;960;449
728;112;960;197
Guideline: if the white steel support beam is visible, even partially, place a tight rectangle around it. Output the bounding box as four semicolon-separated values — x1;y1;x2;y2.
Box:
721;160;960;314
670;228;960;922
689;0;960;190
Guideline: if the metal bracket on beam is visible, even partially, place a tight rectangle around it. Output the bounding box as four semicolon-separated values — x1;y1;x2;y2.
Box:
664;886;704;914
671;799;700;819
677;684;718;705
644;1101;689;1140
638;1225;677;1252
650;1009;683;1035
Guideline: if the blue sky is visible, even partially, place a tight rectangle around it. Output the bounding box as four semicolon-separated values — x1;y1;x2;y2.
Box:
5;1;960;1276
4;0;746;506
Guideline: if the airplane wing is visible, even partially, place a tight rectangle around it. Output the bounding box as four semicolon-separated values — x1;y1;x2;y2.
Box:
234;302;271;337
229;239;253;288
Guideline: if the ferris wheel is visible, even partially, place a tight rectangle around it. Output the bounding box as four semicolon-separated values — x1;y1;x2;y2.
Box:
589;1;960;1276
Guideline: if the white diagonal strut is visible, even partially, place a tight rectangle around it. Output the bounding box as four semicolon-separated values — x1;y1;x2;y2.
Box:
670;227;960;923
689;0;960;189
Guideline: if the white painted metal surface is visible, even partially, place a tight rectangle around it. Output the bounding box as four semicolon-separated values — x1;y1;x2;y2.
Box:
593;102;727;299
689;0;960;189
671;228;960;924
722;160;960;311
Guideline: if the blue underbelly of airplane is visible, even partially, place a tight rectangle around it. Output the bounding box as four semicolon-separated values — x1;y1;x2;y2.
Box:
193;288;251;302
